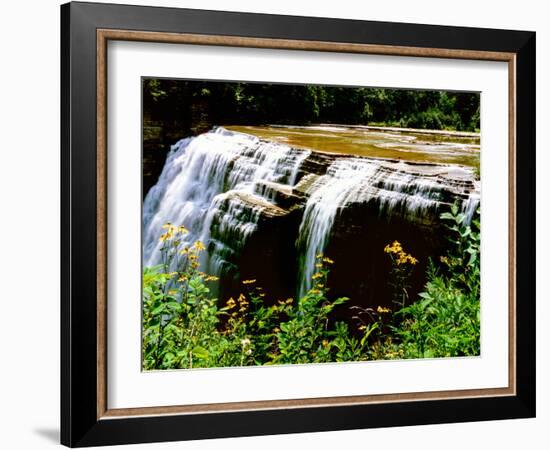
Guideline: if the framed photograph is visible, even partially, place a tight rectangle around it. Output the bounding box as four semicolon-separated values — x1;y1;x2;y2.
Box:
61;1;536;447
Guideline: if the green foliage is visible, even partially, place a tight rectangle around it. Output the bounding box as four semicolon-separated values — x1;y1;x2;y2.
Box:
142;225;366;370
383;241;419;311
375;205;481;359
270;255;366;364
143;210;481;370
143;79;480;133
141;225;223;370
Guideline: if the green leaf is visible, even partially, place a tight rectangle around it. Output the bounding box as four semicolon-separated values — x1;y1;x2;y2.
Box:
332;297;350;306
360;322;379;346
151;304;165;315
192;346;209;360
440;212;455;220
166;301;182;312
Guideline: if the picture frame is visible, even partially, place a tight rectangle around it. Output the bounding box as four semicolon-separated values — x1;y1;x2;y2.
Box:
60;1;536;447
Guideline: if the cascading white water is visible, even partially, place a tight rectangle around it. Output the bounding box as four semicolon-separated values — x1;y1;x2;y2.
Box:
142;127;310;276
296;158;479;297
144;126;480;300
462;187;481;224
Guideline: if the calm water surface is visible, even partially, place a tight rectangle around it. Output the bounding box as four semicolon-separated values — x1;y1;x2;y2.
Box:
226;125;480;169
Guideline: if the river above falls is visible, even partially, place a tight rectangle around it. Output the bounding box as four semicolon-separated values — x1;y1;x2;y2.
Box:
144;126;480;307
225;124;480;170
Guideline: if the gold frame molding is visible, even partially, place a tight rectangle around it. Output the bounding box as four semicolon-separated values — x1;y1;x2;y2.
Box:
96;29;517;420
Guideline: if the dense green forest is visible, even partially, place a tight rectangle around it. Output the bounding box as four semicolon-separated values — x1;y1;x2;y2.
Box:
144;79;480;134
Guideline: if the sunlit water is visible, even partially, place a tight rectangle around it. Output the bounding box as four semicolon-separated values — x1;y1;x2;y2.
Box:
227;124;480;170
142;127;310;273
143;125;480;297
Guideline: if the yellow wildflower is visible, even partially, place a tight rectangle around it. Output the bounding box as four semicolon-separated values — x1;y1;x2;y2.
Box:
385;241;417;266
315;263;323;268
168;290;177;296
384;240;403;254
242;279;256;285
312;272;323;280
377;306;391;314
316;253;324;259
178;275;188;282
177;225;188;234
226;298;236;309
162;223;176;235
322;257;334;264
396;253;408;265
193;241;206;251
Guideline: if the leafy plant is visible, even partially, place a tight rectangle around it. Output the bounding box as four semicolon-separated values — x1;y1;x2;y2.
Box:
142;210;481;370
383;241;418;311
375;205;480;359
270;254;360;364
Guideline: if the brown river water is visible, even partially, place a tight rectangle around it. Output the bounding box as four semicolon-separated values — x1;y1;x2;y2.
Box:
226;124;480;170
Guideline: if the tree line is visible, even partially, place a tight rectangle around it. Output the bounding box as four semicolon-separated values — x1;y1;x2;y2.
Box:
144;78;480;133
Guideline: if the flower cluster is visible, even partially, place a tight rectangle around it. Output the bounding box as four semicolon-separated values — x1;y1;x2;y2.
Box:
225;293;249;317
159;223;188;242
277;298;294;306
384;241;418;265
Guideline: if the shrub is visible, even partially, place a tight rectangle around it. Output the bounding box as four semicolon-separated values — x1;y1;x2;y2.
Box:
142;226;367;369
376;205;480;359
142;209;481;370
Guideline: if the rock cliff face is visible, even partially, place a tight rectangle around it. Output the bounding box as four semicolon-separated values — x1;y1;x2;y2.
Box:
143;127;480;311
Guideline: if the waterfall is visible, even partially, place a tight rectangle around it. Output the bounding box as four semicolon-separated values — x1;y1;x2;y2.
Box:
144;126;480;302
142;127;310;278
296;158;479;297
462;188;481;224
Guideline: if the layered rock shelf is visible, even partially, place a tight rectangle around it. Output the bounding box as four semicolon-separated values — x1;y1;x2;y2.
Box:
143;127;480;312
